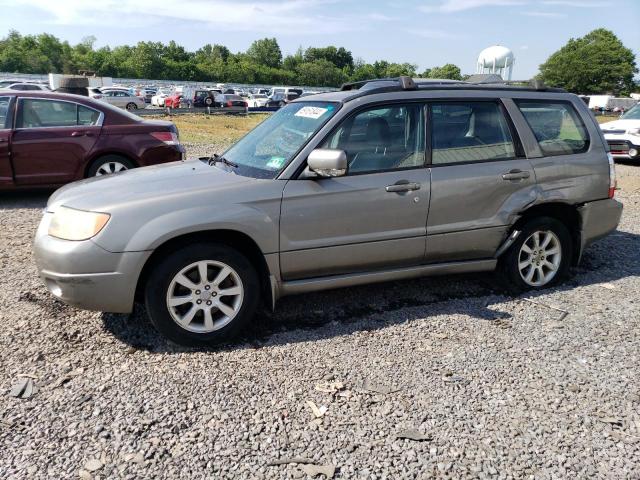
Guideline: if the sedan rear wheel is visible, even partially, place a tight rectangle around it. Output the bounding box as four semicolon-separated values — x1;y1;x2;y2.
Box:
87;155;135;177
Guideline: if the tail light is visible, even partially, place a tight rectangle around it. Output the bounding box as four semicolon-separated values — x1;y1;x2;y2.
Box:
94;94;103;99
608;152;616;198
226;100;233;107
243;102;248;107
150;131;179;146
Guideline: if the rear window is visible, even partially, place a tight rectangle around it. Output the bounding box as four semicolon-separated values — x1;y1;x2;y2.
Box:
430;102;516;164
515;100;589;156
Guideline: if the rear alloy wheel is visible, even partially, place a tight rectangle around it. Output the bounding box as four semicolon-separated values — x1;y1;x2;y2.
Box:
145;243;260;345
126;102;138;111
500;216;572;292
87;155;135;177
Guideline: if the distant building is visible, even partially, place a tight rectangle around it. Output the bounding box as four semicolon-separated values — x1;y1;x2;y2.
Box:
476;45;514;81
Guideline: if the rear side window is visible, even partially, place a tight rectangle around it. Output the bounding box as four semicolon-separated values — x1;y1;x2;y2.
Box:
515;100;589;156
430;102;516;164
0;97;10;129
78;105;101;126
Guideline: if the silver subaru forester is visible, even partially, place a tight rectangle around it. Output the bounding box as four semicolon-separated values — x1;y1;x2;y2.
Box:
34;77;622;345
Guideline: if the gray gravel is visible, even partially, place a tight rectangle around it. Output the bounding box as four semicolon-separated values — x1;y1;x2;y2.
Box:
1;150;639;479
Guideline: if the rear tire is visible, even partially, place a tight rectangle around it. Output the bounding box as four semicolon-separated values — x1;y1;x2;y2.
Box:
144;243;260;346
87;155;135;177
499;216;573;293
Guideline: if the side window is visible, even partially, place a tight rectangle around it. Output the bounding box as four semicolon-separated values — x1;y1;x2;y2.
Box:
78;105;101;126
0;97;10;129
515;100;589;156
17;99;77;128
430;102;516;165
322;104;425;174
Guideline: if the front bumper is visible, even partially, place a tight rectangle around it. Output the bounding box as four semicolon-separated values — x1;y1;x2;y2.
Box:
605;137;640;161
34;213;151;313
578;198;623;253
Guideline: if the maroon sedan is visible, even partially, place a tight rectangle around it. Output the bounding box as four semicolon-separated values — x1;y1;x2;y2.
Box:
0;91;185;189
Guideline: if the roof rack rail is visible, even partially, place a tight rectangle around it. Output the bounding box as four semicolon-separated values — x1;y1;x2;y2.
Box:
339;76;567;101
340;76;418;91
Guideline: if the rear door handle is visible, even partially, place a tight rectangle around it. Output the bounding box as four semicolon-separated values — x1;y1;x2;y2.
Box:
502;170;530;181
385;181;421;193
70;131;93;137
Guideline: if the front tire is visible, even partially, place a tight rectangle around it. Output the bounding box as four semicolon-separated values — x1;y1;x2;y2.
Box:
144;243;260;346
500;216;573;293
126;102;137;111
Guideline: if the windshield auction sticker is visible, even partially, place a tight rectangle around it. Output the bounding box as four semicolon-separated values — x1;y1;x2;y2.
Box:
266;156;286;169
295;106;328;119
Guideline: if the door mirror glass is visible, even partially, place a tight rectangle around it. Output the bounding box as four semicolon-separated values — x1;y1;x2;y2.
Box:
308;149;347;177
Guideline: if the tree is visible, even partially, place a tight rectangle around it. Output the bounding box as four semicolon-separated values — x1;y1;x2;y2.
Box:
538;29;637;94
296;59;348;87
303;46;354;72
246;38;282;69
422;63;462;80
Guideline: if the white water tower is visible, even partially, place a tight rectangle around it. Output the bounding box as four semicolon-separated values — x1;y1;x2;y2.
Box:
476;45;515;81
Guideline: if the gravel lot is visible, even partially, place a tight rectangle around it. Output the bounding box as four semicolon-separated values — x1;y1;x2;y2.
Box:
1;147;639;479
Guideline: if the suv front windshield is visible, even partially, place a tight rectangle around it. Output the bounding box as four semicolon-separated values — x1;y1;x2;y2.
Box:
620;104;640;120
221;101;339;178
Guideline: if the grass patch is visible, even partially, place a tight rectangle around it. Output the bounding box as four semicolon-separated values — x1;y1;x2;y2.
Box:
596;115;618;124
146;113;270;144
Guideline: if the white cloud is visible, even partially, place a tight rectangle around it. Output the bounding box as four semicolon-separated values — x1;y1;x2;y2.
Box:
6;0;357;35
522;10;567;17
541;0;609;6
520;45;529;50
419;0;525;13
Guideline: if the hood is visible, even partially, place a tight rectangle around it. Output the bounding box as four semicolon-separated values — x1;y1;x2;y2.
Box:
600;119;640;132
47;159;252;212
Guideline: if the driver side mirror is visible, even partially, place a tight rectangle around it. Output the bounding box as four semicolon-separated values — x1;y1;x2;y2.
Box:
307;149;348;178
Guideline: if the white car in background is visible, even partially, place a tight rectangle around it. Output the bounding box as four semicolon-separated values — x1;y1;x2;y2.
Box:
99;88;146;111
151;88;172;107
601;103;640;161
3;82;50;91
246;93;269;108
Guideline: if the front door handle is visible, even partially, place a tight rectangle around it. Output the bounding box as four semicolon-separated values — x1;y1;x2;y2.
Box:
385;181;421;193
70;131;94;137
502;169;530;181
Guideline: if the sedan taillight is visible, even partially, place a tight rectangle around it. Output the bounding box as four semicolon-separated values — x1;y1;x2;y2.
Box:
150;131;179;146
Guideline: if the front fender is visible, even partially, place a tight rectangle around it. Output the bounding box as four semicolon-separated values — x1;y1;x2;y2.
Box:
120;203;280;254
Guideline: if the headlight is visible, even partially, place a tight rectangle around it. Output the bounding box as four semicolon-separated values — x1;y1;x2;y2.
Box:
48;206;110;241
628;128;640;137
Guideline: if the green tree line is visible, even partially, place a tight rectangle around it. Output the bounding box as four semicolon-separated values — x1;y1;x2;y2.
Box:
0;31;462;87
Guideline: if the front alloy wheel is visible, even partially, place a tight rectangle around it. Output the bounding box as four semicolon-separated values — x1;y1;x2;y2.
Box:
166;260;244;333
145;243;260;345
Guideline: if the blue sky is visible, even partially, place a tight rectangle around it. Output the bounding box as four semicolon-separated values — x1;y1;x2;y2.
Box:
0;0;638;79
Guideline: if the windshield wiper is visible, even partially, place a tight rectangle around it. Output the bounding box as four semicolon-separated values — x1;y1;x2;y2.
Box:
208;153;238;168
